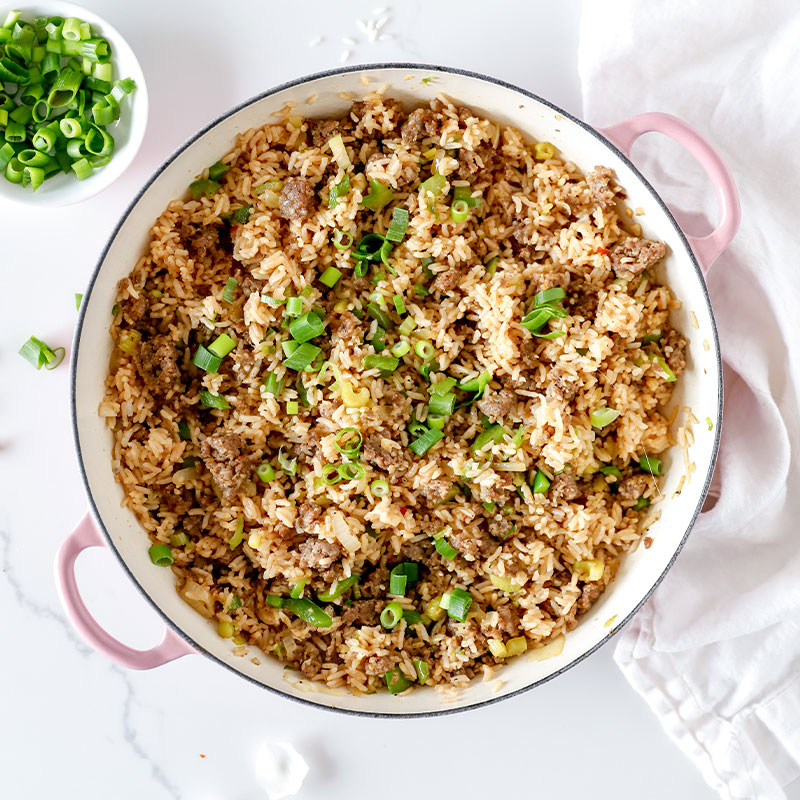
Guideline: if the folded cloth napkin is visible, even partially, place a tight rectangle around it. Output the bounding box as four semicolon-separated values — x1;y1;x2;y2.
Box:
578;1;800;797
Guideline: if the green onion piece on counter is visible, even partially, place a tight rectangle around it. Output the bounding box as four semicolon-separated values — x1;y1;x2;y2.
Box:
633;495;651;511
380;601;404;629
207;160;228;181
531;469;551;494
319;266;342;288
385;207;410;242
598;465;622;480
385;668;412;695
148;544;173;567
398;317;417;336
433;532;459;561
453;185;482;208
590;406;620;429
256;462;275;483
18;335;65;370
414;339;435;360
332;229;353;250
170;532;189;548
198;390;229;410
192;344;222;373
317;575;360;602
177;421;192;441
286;400;299;414
360;178;394;210
283;597;333;628
262;372;283;397
289;580;307;599
420;173;447;196
74;293;83;310
370;479;390;497
450;199;470;223
189;178;220;200
208;333;236;358
413;658;430;684
284;342;322;371
409;427;444;457
338;461;365;482
706;417;714;431
445;587;473;622
363;354;399;376
285;296;303;317
229;516;245;549
328;174;350;208
638;455;662;476
289;311;325;343
472;424;506;453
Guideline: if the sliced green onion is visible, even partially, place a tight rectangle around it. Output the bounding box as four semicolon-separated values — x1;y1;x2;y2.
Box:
221;277;237;304
531;469;551;494
363;353;399;376
317;575;359;602
148;544;173;567
450;199;470;223
389;571;407;596
412;658;430;684
385;207;410;242
534;287;566;306
590;407;620;429
198;390;229;409
333;229;353;250
651;353;677;382
428;392;455;417
255;462;275;483
370;479;390;497
289;311;325;343
633;496;651;511
453;185;482;208
642;330;662;345
414;340;435;360
319;266;342;288
420;173;447;196
286;400;299;414
380;601;404;629
327;133;351;170
192;344;222;373
278;448;297;476
227;594;243;610
282;341;300;358
434;535;458;561
18;335;64;370
284;597;333;628
403;610;422;625
445;587;472;622
385;668;412;694
284;342;321;371
598;465;622;480
391;340;410;358
360;178;394;211
392;295;406;316
232;205;252;224
638;455;662;476
398;317;417;336
46;68;81;106
263;372;283;397
472;424;506;453
289;579;307;599
338;461;365;482
170;531;189;548
208;333;236;358
409;427;443;457
573;559;605;581
321;463;342;485
328;174;350;208
265;594;284;607
366;301;393;330
413;283;430;297
285;296;303;317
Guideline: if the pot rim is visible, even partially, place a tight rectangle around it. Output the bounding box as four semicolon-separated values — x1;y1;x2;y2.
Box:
70;61;723;718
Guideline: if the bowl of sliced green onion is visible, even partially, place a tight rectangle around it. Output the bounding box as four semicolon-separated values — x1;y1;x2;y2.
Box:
0;2;147;205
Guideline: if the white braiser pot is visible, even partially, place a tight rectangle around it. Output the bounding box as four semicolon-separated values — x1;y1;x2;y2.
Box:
58;64;739;716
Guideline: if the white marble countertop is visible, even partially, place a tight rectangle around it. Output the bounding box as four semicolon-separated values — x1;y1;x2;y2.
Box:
0;1;734;797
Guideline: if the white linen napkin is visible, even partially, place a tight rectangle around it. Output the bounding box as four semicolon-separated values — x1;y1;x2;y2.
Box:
578;2;800;797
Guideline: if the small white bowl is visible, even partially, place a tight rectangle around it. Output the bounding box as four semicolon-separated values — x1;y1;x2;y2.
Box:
0;1;148;207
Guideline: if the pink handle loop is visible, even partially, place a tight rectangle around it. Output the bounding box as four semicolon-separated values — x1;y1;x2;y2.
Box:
599;112;741;272
55;511;195;669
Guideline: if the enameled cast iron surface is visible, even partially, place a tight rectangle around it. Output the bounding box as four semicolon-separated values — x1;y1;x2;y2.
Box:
71;64;722;716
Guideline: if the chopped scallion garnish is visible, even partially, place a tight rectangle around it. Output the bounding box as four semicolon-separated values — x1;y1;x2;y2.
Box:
222;278;238;304
385;207;410;242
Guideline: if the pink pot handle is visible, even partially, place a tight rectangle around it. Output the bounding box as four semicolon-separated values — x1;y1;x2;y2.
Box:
55;511;195;669
599;112;741;272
